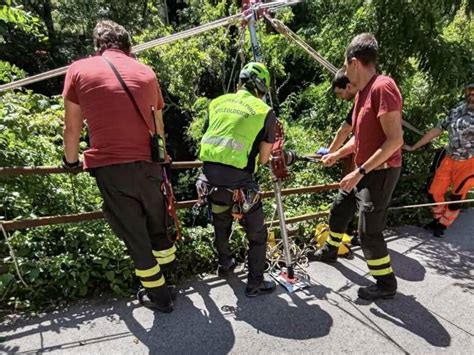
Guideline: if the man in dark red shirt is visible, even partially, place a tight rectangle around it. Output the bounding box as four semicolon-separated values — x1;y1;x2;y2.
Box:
62;20;176;312
309;33;404;300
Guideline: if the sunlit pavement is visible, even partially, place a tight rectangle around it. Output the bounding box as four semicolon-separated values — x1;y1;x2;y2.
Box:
1;209;473;354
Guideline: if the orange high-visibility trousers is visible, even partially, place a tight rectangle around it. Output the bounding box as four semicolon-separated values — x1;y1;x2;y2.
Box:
428;155;474;227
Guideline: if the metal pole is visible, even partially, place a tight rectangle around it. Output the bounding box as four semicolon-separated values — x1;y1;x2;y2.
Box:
248;9;261;61
273;179;294;278
247;1;293;278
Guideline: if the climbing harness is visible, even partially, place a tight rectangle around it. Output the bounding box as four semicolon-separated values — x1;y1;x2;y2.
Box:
194;179;262;221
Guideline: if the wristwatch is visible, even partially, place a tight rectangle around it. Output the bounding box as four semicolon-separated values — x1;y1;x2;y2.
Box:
358;166;367;176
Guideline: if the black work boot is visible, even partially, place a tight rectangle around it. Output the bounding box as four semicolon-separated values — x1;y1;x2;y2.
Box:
350;233;360;246
307;244;338;263
245;279;276;298
217;258;237;277
167;285;178;301
358;284;396;300
137;287;174;313
424;219;440;231
432;222;447;238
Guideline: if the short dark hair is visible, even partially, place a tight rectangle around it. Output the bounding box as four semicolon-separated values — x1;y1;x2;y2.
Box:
332;68;350;90
345;33;378;66
93;20;131;54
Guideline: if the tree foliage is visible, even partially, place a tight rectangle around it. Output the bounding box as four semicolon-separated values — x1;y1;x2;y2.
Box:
0;0;472;309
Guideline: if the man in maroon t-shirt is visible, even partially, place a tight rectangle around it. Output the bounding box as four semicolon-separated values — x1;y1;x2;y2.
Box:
62;20;176;312
309;33;404;300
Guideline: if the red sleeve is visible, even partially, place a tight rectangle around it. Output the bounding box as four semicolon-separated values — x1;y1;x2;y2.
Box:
155;79;165;110
373;78;402;118
62;65;79;104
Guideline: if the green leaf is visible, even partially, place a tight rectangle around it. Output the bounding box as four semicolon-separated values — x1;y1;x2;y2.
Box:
105;271;115;281
0;273;15;293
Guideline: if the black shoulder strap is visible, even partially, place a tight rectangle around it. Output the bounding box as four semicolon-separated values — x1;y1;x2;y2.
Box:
102;56;155;134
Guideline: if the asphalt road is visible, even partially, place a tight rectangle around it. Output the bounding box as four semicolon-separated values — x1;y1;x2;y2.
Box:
1;209;473;354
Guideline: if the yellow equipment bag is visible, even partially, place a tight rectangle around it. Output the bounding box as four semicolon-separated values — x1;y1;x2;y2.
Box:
314;223;353;259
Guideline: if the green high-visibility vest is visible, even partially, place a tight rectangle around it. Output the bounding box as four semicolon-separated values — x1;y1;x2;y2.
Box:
199;90;271;172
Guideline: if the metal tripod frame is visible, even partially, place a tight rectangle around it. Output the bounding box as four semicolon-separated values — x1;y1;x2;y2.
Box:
246;2;295;279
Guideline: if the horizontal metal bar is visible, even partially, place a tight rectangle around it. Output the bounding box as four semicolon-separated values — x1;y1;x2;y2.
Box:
0;156;322;177
0;161;203;177
265;211;328;227
0;182;340;231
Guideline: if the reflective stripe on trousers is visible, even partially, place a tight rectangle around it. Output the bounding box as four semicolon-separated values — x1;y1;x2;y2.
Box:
153;245;177;265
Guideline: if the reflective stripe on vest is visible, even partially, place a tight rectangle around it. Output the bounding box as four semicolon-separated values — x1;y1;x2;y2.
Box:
201;136;245;152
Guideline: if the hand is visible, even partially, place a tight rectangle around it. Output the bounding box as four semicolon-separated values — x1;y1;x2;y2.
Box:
321;153;338;167
339;169;363;192
61;156;82;173
402;144;415;152
316;147;329;156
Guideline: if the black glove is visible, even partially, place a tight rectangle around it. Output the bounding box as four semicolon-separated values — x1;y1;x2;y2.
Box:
62;156;81;169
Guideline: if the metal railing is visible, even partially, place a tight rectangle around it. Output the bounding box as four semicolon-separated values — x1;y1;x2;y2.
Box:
0;156;350;232
0;156;436;232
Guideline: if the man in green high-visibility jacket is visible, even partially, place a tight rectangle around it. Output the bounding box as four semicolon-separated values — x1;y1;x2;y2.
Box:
198;62;277;297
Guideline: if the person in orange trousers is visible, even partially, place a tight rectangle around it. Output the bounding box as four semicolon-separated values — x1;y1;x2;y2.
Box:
404;81;474;237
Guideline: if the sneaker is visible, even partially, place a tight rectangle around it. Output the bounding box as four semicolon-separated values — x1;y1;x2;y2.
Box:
137;289;174;313
217;258;237;277
307;244;338;263
357;284;396;300
245;280;276;298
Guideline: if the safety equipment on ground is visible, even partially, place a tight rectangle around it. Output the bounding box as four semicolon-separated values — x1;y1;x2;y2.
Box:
313;223;354;259
239;62;271;94
199;90;271;172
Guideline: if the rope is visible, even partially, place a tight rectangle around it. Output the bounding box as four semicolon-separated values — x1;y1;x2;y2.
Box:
0;0;301;92
265;16;338;74
0;14;242;92
0;224;31;289
389;198;474;211
265;16;424;136
226;23;247;93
